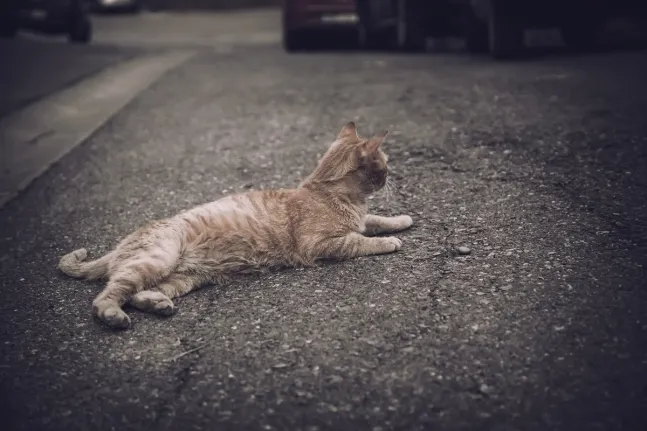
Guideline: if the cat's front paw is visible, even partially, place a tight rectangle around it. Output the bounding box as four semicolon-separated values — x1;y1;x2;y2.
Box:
383;236;403;252
394;215;413;230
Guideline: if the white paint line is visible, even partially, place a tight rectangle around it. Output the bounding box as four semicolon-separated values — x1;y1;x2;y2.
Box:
0;49;195;209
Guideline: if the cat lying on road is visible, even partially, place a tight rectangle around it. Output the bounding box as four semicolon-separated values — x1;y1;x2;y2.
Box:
58;122;414;330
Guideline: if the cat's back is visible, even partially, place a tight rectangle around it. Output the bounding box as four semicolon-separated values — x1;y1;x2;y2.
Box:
175;189;296;235
172;189;301;266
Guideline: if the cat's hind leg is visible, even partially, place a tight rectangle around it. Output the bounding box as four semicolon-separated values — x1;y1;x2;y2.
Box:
127;270;212;319
92;249;179;329
128;290;176;316
126;272;201;318
155;272;208;300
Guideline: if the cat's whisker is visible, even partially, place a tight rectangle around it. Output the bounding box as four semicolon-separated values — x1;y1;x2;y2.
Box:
384;178;394;203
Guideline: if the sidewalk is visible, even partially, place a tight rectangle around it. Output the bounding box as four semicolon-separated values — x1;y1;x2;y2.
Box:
144;0;280;10
0;39;140;119
91;8;280;48
0;7;281;119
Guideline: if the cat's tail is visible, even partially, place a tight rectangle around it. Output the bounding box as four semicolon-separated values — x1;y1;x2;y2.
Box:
58;248;113;281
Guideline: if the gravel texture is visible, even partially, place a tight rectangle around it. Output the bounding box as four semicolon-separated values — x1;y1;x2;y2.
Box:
1;43;647;431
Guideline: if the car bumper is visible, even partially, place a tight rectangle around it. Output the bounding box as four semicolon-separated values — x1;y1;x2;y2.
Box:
285;2;359;31
94;0;138;9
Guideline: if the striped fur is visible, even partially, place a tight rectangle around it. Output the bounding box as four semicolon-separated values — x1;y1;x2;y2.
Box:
58;122;414;330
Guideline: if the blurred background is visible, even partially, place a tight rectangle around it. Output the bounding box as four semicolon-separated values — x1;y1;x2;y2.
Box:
2;2;647;431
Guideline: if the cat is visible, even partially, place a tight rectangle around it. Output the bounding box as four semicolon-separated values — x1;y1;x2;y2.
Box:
58;122;414;330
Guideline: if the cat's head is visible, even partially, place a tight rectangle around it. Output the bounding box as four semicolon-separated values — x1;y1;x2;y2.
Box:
302;122;389;194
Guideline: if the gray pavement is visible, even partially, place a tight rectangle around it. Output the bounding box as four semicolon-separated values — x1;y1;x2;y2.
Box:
1;9;647;431
92;8;280;48
0;8;280;119
0;49;194;208
0;39;141;118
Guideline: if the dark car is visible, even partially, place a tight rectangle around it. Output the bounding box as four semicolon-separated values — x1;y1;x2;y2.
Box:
465;0;645;59
357;0;647;59
355;0;432;51
282;0;360;51
0;0;92;43
91;0;142;13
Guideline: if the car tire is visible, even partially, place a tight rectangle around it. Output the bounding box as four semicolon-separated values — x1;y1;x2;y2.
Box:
464;6;488;53
561;22;598;52
0;20;17;38
282;2;310;52
396;0;427;52
560;3;601;54
68;17;92;43
0;3;18;38
487;0;524;60
283;28;312;52
362;26;397;51
129;2;143;14
358;0;396;51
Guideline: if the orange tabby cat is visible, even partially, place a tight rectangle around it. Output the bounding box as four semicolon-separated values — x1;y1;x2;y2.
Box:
58;122;413;329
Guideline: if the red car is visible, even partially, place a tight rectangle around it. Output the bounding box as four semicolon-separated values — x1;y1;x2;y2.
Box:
282;0;360;51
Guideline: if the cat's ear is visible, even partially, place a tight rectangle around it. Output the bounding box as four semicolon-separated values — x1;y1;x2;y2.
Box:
363;130;388;154
358;131;387;161
338;121;358;140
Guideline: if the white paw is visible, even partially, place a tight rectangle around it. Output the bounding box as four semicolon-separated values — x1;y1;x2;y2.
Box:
384;236;403;252
395;215;413;230
100;306;131;330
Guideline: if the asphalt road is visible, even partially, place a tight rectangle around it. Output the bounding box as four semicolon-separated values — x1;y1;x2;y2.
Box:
1;10;647;431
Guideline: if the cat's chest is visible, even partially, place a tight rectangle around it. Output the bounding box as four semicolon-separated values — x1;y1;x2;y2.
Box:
354;206;368;233
356;219;367;234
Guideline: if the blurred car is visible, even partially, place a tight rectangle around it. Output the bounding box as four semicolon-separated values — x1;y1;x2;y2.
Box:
358;0;647;59
355;0;430;51
282;0;359;51
0;0;92;43
466;0;610;59
92;0;142;13
467;0;647;59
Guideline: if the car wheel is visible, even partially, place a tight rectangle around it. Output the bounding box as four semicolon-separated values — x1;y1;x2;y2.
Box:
487;0;524;60
357;0;395;51
283;28;312;52
129;2;143;14
464;5;488;53
68;17;92;43
362;25;397;51
282;2;310;52
560;2;601;53
396;0;427;52
0;20;17;38
561;22;598;52
0;3;18;38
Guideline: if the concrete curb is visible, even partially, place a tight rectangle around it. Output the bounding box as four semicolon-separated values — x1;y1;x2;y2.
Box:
143;0;280;11
0;50;195;209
